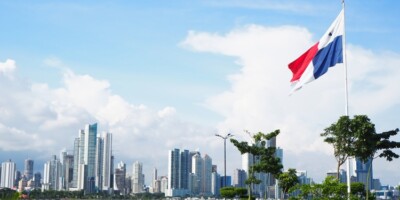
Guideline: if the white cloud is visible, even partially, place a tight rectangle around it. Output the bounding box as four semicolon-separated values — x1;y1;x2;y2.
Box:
182;24;400;183
0;58;218;182
0;59;16;79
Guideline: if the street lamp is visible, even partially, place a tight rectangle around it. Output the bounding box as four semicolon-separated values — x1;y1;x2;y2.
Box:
215;133;233;188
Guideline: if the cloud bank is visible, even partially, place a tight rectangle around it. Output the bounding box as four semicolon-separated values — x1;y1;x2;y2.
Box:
0;59;215;180
181;24;400;184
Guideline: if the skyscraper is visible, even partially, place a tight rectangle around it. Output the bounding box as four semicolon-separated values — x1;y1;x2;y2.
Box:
114;161;126;195
72;123;98;194
241;136;280;196
42;155;62;191
102;132;113;191
202;154;212;195
211;172;220;196
355;158;373;190
24;159;34;181
167;148;190;197
132;161;144;193
0;159;16;188
233;169;246;188
33;172;41;189
192;153;202;194
72;137;80;188
84;123;97;184
95;137;104;190
180;149;190;189
61;153;74;190
152;168;160;193
168;149;180;191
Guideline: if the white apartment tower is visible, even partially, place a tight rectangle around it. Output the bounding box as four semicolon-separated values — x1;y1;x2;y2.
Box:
0;159;16;188
132;161;144;193
102;132;113;191
42;155;62;191
241;136;280;197
191;153;212;196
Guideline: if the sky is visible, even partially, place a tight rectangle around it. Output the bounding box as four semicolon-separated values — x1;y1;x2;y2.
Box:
0;0;399;186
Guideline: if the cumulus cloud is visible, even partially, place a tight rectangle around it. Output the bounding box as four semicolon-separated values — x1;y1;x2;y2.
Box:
0;59;16;79
0;59;217;180
181;24;400;183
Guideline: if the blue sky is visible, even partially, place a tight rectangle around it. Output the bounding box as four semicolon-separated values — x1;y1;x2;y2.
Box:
0;0;399;186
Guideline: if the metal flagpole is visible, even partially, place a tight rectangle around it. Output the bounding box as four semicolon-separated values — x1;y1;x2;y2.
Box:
342;0;351;199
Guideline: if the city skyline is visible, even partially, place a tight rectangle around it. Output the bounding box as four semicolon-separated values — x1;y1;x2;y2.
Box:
0;0;399;187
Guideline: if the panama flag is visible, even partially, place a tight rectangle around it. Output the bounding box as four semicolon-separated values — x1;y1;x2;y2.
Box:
289;9;344;93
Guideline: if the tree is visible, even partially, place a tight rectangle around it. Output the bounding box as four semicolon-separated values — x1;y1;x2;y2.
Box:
230;130;283;200
278;168;299;199
220;187;248;199
320;116;355;179
322;115;400;199
349;115;400;199
292;176;374;200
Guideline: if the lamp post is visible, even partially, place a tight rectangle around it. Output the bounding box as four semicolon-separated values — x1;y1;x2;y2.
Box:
215;133;233;188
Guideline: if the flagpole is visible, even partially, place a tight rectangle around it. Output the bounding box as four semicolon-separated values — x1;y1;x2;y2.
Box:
342;0;351;199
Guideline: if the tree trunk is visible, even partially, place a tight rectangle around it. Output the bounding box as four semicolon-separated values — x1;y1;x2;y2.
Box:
337;162;341;180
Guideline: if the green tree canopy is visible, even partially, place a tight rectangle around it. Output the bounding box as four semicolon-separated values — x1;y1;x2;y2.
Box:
230;130;283;200
321;115;400;177
278;168;299;199
321;115;355;178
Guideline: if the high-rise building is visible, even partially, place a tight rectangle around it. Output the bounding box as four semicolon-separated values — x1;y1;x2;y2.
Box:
152;168;160;193
72;123;98;193
42;155;62;191
241;136;280;197
220;176;231;187
190;153;212;196
84;123;97;193
211;172;220;196
160;176;168;193
102;132;113;191
180;150;190;189
15;170;21;188
355;158;373;190
33;172;41;189
24;159;34;181
202;154;212;196
125;176;132;194
233;169;246;188
166;148;190;197
132;161;144;193
168;149;180;191
0;159;16;188
95;137;104;190
192;153;202;194
61;152;74;190
114;161;126;195
72;137;80;188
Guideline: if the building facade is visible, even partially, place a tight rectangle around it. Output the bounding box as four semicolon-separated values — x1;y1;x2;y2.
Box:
114;161;126;195
24;159;34;181
0;160;16;188
132;161;144;194
166;149;190;196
